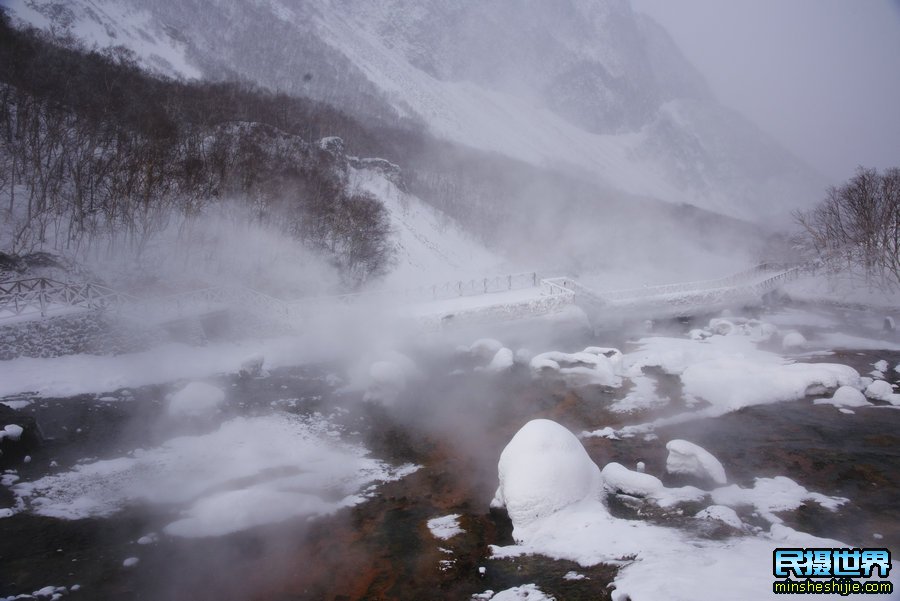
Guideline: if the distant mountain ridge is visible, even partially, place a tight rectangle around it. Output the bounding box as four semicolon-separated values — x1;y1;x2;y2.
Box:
3;0;826;223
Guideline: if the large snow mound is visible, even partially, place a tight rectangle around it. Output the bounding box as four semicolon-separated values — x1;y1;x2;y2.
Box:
665;439;727;485
492;419;602;530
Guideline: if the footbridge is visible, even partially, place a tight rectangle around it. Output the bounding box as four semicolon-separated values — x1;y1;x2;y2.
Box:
0;264;803;330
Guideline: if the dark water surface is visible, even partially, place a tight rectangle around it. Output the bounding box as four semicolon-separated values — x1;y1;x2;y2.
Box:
1;306;899;600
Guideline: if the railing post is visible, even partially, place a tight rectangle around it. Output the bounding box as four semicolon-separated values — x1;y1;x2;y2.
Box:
39;278;47;317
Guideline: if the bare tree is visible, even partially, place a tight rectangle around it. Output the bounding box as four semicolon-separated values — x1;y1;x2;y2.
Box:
794;167;900;291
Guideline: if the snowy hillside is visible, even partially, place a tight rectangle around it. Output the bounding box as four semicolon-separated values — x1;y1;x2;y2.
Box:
3;0;826;222
349;168;502;287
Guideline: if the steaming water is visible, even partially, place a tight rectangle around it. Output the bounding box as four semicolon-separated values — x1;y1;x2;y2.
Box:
0;305;898;600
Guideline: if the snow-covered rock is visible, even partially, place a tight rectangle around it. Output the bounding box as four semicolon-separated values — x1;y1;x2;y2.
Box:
601;462;665;497
708;318;734;336
665;439;727;485
813;386;870;408
427;514;463;540
468;338;505;360
689;328;711;340
0;424;24;442
238;354;265;378
529;348;622;387
865;379;894;400
781;331;807;349
167;382;225;418
492;419;602;530
485;348;515;373
864;379;900;404
695;505;743;530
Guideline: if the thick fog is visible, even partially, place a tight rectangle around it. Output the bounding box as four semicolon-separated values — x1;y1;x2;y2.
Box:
633;0;900;182
2;2;899;600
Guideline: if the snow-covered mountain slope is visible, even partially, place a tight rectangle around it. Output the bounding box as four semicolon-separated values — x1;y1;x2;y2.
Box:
349;167;502;287
3;0;199;78
3;0;826;222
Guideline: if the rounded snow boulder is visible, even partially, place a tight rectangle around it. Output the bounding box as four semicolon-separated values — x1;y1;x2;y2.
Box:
708;318;735;336
601;462;664;497
814;385;870;408
0;424;24;442
468;338;505;360
493;419;601;528
781;331;807;350
485;348;515;373
167;382;226;418
865;379;895;401
665;439;727;486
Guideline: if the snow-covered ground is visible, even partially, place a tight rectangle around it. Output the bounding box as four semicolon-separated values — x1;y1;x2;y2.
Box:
350;168;503;287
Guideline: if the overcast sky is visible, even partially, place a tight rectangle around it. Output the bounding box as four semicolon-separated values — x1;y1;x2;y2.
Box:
632;0;900;184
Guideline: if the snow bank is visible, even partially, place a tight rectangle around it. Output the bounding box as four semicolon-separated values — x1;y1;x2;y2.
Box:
0;337;344;398
665;440;727;485
167;382;225;418
711;476;846;524
815;332;900;352
681;359;859;413
492;419;602;530
473;584;555;600
813;386;871;408
11;414;416;535
529;348;622;387
427;514;463;540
